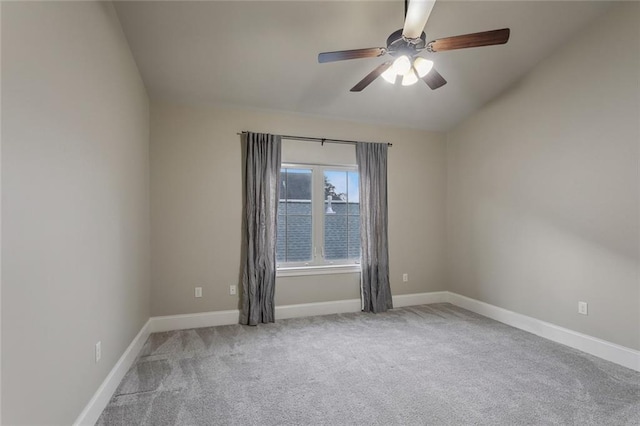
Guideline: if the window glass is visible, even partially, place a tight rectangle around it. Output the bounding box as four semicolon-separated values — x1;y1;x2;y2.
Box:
323;170;360;262
277;168;312;263
277;165;360;268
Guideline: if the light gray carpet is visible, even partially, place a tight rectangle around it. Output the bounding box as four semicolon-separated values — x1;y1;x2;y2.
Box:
97;303;640;425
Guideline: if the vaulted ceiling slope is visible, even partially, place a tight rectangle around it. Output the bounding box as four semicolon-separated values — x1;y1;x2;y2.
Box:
114;1;612;132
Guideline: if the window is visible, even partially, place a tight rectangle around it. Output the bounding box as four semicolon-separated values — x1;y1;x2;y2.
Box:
277;164;360;273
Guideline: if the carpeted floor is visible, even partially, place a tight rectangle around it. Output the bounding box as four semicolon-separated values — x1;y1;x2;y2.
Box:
97;303;640;425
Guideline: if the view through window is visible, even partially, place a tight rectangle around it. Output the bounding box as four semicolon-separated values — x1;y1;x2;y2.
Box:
277;165;360;267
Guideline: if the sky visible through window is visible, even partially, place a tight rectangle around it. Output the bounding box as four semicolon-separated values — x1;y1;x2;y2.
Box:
324;170;359;202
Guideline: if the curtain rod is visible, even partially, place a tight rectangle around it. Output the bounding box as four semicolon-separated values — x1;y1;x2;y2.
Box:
237;131;392;147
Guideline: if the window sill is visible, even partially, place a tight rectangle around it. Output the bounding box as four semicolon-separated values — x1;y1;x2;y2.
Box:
276;264;361;277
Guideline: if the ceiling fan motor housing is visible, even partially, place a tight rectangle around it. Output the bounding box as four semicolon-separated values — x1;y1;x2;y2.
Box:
386;29;427;57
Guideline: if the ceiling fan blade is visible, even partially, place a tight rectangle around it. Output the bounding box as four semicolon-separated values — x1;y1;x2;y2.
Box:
350;61;393;92
422;68;447;90
402;0;436;40
427;28;510;52
318;47;386;63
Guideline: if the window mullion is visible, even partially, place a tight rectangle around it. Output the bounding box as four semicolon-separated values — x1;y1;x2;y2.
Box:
314;166;325;266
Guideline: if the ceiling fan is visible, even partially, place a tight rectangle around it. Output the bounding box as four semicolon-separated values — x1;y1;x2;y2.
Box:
318;0;510;92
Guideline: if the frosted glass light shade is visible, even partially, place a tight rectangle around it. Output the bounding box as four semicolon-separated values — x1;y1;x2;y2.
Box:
401;69;419;86
413;57;434;78
392;56;412;75
381;67;397;84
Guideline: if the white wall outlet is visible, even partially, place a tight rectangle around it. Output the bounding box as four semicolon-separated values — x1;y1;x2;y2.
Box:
402;273;408;282
195;287;202;298
578;301;588;315
230;285;237;295
95;341;101;363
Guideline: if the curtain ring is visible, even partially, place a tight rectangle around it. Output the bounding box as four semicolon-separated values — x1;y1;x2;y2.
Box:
321;138;325;146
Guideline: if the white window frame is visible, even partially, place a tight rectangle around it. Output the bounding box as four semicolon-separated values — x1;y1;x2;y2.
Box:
277;162;361;277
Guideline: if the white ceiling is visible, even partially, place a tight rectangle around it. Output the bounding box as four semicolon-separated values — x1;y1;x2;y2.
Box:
114;1;613;132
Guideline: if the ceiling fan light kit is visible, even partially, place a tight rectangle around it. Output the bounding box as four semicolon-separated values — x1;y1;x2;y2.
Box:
317;0;510;93
381;66;398;84
413;57;434;77
382;55;434;86
393;55;412;75
401;69;419;86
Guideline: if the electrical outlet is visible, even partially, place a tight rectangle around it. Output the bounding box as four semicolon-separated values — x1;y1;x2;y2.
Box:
578;301;588;315
402;273;408;282
95;341;101;363
195;287;202;298
230;285;237;295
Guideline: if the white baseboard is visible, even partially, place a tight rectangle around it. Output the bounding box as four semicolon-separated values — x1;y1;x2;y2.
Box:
149;292;449;332
445;292;640;372
73;318;152;426
275;292;449;319
393;291;449;307
276;298;361;320
150;309;240;333
149;299;362;332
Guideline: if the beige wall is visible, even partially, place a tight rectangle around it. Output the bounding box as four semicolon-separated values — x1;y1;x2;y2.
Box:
1;2;150;424
446;2;639;350
150;102;446;315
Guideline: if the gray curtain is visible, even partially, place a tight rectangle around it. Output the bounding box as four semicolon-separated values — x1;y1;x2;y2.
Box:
241;132;281;325
356;142;392;313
